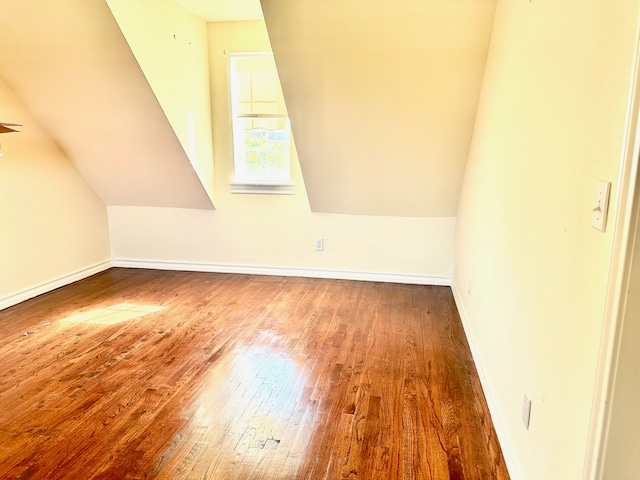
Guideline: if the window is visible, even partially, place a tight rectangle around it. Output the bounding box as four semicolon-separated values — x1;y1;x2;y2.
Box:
229;52;293;194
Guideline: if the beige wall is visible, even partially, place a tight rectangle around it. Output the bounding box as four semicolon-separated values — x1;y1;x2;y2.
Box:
0;0;212;210
452;1;640;478
106;0;215;201
261;0;496;217
108;21;455;281
0;77;110;305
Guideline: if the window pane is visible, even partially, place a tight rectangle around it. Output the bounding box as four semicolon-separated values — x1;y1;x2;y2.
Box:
252;72;278;102
252;102;278;115
238;127;290;181
236;72;252;102
230;52;291;184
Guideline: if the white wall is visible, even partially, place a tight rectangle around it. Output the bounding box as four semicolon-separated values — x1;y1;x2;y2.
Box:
0;77;110;308
108;206;454;281
452;1;640;478
109;21;455;282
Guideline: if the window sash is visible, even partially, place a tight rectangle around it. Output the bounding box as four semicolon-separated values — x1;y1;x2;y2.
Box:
230;52;292;186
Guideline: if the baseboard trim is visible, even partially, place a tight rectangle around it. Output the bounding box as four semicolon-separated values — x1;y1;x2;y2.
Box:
111;258;451;286
0;260;112;312
451;282;522;480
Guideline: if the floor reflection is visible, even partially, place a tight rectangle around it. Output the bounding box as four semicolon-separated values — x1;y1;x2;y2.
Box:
162;333;311;478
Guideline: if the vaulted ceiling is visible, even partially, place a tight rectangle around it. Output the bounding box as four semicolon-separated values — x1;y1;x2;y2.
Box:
261;0;496;216
0;0;212;209
0;0;496;217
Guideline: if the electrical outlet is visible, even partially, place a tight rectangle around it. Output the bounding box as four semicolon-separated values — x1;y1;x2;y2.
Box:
315;238;324;251
522;392;532;429
467;279;472;295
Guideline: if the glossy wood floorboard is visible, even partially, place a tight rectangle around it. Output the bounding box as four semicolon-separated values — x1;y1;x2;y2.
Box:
0;269;509;479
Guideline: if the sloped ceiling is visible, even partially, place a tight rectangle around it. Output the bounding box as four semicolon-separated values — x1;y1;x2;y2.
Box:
0;0;496;217
106;0;216;203
261;0;496;217
0;0;213;209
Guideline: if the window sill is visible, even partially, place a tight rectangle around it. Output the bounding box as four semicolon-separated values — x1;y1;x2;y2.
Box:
230;182;295;195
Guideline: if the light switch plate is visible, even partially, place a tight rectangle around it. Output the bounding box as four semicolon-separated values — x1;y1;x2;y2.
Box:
592;181;611;232
522;392;532;429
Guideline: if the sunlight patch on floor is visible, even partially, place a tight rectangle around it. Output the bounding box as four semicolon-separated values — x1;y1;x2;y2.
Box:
60;303;165;325
170;335;310;474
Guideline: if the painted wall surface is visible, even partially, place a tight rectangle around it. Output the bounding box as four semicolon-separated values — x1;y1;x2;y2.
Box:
452;1;640;478
0;0;212;209
261;0;496;217
108;21;455;280
106;0;215;201
173;0;263;22
108;206;454;279
0;78;110;301
601;219;640;479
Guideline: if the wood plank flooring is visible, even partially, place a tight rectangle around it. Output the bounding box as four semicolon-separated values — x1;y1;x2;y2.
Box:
0;268;509;479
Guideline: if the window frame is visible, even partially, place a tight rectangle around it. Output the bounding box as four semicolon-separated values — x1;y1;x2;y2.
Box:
228;51;295;195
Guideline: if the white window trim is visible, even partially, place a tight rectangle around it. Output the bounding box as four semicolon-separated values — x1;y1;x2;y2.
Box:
230;181;295;195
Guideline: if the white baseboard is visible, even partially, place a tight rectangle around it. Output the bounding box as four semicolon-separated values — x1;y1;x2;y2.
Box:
111;258;451;286
0;260;112;312
451;282;522;480
0;258;450;312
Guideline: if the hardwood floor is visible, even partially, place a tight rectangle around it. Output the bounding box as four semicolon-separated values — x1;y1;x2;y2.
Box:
0;269;509;479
